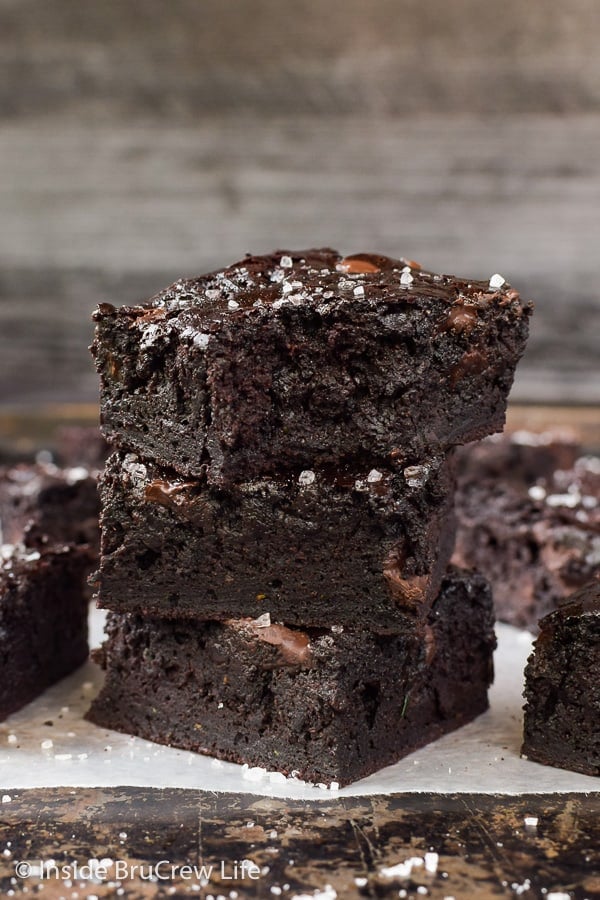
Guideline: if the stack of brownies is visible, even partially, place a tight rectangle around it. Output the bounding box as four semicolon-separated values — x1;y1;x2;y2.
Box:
87;248;531;785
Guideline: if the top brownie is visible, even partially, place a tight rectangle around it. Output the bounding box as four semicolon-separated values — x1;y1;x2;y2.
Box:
92;249;531;484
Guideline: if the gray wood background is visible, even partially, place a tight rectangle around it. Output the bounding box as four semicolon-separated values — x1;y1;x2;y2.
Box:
1;0;599;406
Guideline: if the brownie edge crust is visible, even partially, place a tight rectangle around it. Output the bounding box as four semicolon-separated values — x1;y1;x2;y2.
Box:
87;568;496;786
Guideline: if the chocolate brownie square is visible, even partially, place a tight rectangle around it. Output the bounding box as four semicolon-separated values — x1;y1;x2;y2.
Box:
455;430;581;488
522;579;600;777
0;461;100;551
95;450;456;628
87;568;495;786
454;451;600;631
92;249;531;484
0;544;90;721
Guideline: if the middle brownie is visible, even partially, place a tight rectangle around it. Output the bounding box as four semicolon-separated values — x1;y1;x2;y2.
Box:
95;450;457;630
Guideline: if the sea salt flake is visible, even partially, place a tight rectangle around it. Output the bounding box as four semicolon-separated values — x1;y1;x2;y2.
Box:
353;285;365;297
252;613;272;628
524;816;538;827
367;469;383;483
380;857;424;879
298;470;316;486
228;299;240;311
489;273;506;289
280;256;293;268
424;852;439;873
1;795;11;803
41;739;53;750
65;466;89;484
400;271;414;286
546;493;579;508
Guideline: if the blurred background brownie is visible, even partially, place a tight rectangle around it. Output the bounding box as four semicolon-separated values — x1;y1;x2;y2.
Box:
0;544;90;721
454;432;600;631
522;578;600;777
0;460;100;552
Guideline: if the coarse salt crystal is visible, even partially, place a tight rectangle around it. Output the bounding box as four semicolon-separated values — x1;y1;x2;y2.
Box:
524;816;538;827
380;857;423;879
546;493;579;508
252;613;271;628
424;852;439;873
528;486;546;501
400;271;414;286
367;469;383;483
1;795;11;803
228;299;240;311
280;256;293;268
353;285;365;297
298;470;316;486
41;739;53;750
489;273;506;289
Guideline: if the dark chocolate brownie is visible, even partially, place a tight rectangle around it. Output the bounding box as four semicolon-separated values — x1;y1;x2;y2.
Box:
0;544;90;721
95;450;456;627
87;568;495;786
456;429;581;488
453;452;600;631
92;249;531;484
54;425;109;470
0;461;100;552
522;579;600;777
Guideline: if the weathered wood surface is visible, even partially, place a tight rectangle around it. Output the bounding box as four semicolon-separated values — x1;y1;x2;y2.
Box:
1;114;599;406
0;788;600;900
0;789;598;898
2;0;600;118
1;0;599;405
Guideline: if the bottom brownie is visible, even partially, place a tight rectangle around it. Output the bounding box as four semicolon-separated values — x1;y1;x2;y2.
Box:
522;579;600;777
87;568;496;786
0;544;90;721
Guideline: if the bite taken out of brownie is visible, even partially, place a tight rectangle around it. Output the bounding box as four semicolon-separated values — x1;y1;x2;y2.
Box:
87;567;496;787
0;544;90;721
92;249;531;485
522;578;600;777
95;449;457;629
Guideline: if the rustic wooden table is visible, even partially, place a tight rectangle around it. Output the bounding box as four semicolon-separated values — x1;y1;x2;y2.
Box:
0;789;598;898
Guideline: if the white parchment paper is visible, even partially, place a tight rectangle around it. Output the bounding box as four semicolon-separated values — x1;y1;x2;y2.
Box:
0;609;596;797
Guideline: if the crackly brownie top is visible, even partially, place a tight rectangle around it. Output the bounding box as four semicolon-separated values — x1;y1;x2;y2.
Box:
94;248;529;330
